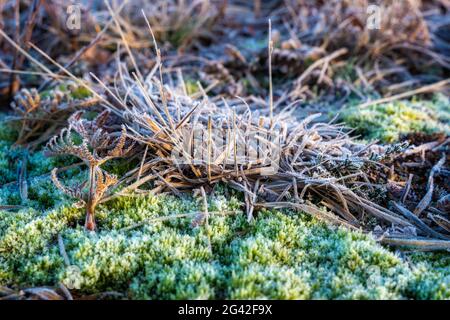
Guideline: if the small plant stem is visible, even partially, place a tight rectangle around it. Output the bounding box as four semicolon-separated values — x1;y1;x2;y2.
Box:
85;165;97;231
207;116;212;182
85;204;96;231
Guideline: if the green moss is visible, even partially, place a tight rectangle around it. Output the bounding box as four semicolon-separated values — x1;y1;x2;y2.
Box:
168;25;195;48
0;205;82;285
0;138;84;209
0;118;85;208
0;116;18;142
242;38;267;52
340;94;450;143
131;260;219;299
0;113;82;187
70;86;92;100
102;157;139;177
335;58;359;83
0;193;449;299
57;83;92;100
0;142;52;186
406;253;450;299
182;78;199;96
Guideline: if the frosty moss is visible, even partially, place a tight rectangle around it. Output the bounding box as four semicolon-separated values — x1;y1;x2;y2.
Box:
1;194;449;299
340;94;450;143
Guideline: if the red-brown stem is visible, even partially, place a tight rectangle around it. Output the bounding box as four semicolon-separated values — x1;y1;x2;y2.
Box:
85;204;96;231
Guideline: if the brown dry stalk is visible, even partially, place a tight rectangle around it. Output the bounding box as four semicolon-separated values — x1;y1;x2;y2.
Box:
46;111;134;231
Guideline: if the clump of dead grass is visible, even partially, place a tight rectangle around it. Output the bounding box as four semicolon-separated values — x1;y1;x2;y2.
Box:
280;0;450;99
286;0;431;54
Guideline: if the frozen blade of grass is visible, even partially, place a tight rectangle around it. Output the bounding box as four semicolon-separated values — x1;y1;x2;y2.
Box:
89;72;129;116
392;202;449;240
22;287;64;300
381;237;450;251
0;205;26;210
291;48;347;98
57;234;70;267
58;283;73;301
428;214;450;234
358;79;450;108
18;152;28;202
137;145;149;181
414;154;446;216
401;174;414;204
141;9;175;131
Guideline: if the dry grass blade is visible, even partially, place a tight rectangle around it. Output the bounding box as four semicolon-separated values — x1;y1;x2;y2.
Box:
414;154;446;216
428;214;450;234
401;174;414;203
0;205;26;210
392;202;449;240
58;283;73;301
57;234;70;267
0;283;70;300
18;152;28;202
358;79;450;108
381;237;450;251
